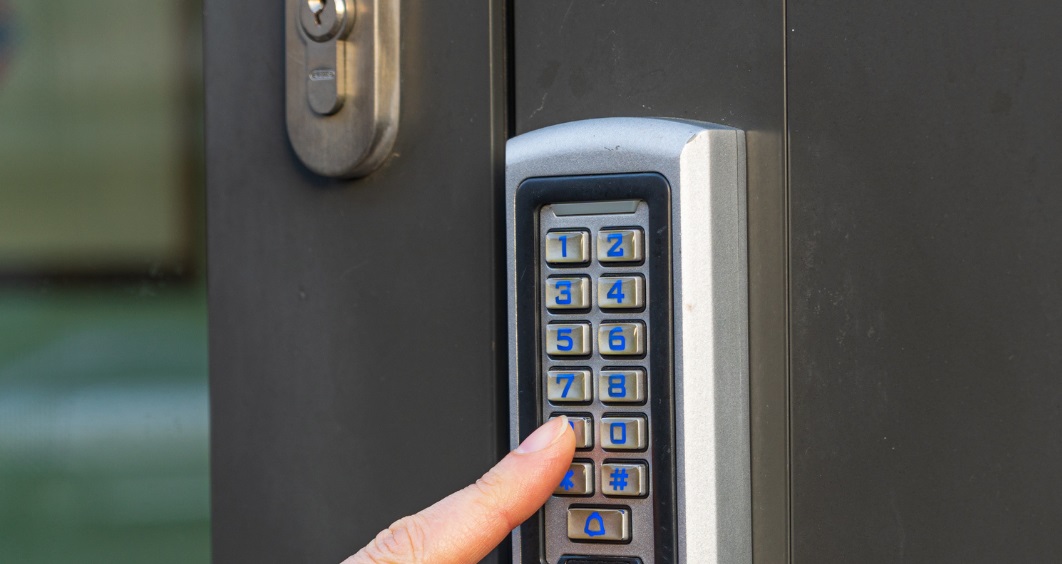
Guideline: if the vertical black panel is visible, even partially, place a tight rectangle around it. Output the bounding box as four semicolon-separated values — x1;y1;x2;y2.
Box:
205;1;507;562
788;1;1062;561
513;2;789;561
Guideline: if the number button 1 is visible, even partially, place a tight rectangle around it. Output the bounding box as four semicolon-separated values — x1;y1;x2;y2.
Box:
547;369;592;402
546;276;590;310
598;276;644;309
597;228;644;263
545;230;590;264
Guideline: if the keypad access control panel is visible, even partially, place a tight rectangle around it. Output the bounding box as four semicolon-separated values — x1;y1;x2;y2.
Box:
513;173;675;564
508;117;751;564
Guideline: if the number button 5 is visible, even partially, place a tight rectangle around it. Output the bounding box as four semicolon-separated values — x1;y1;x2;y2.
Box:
547;323;591;356
546;276;590;310
598;276;644;309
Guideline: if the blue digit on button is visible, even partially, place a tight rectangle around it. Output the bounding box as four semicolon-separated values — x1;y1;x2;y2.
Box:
607;233;624;257
607;279;626;303
555;280;572;305
610;422;628;444
559;234;569;257
608;327;625;351
556;373;575;397
556;328;574;351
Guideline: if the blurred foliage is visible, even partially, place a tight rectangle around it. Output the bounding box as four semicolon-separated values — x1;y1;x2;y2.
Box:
0;284;209;563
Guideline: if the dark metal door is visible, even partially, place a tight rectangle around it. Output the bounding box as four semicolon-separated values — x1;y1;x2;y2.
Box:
206;1;508;562
207;1;1062;562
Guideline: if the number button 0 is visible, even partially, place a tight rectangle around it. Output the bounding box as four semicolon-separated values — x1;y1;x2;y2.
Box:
547;369;592;403
547;323;591;356
597;322;645;356
599;369;646;403
546;276;590;310
600;416;648;451
598;276;644;309
545;230;589;264
597;228;644;263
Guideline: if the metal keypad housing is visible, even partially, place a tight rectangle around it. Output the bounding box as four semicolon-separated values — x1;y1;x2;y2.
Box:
508;118;751;564
540;200;656;562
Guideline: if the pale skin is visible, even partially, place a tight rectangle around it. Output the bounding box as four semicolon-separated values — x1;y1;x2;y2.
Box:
343;416;576;564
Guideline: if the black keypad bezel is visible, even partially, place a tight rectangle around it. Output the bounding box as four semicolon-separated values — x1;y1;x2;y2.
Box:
515;173;675;563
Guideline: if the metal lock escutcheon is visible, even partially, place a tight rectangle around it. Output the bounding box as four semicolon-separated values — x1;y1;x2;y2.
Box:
286;0;400;178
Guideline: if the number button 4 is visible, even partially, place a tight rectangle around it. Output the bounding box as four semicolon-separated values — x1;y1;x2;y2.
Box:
546;276;590;310
546;369;593;403
597;276;644;309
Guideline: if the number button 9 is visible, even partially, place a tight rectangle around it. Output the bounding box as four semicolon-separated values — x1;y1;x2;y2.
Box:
546;276;590;310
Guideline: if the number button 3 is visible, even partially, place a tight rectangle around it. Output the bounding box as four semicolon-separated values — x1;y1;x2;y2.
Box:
546;276;590;310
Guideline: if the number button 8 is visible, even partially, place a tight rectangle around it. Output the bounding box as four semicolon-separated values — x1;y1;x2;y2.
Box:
599;369;646;403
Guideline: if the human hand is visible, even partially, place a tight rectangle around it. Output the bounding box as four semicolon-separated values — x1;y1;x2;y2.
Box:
343;416;576;563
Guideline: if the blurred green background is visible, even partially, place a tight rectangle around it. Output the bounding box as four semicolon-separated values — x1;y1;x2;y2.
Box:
0;0;209;562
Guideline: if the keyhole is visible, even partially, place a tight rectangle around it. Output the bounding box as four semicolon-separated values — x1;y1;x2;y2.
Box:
307;0;327;26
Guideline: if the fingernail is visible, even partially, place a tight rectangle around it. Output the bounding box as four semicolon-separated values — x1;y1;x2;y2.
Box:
516;416;568;453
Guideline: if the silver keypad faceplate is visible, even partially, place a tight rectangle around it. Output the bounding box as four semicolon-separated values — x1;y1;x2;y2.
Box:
539;200;655;563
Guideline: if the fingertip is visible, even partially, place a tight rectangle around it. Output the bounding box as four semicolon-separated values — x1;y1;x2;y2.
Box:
515;415;574;454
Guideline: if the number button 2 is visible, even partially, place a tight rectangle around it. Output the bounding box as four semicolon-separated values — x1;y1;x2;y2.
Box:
598;276;644;309
597;228;644;263
545;276;590;310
